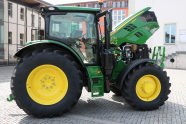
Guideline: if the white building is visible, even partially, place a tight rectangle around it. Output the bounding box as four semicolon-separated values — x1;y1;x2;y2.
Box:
0;0;51;65
129;0;186;69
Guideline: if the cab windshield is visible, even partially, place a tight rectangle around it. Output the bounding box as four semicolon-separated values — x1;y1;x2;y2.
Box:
49;12;97;64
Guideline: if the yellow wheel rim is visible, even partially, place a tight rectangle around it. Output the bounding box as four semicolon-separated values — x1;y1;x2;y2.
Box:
136;75;161;101
26;65;68;105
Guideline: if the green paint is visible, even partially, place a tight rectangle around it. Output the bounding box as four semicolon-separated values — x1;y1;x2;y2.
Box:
110;60;126;82
7;94;13;101
86;66;104;97
152;46;165;68
56;6;100;12
24;7;161;98
110;7;159;46
25;40;84;65
26;40;62;46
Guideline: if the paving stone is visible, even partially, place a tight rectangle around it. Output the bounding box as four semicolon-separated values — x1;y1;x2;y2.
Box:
0;67;186;123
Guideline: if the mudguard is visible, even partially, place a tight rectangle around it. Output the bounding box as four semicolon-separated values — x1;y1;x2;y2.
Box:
15;40;84;66
116;58;156;89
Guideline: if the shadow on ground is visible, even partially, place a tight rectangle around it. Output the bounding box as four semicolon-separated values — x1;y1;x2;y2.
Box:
15;94;186;124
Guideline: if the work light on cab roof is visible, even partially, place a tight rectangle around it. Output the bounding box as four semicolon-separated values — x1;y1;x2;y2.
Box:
98;0;104;9
48;7;55;10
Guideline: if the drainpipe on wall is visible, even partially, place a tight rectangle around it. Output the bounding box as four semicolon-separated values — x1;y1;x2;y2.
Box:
7;0;9;65
25;6;27;43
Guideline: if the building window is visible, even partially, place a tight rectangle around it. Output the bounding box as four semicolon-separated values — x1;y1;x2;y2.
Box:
20;34;24;45
52;23;60;32
31;14;35;27
94;4;97;8
121;1;125;7
79;23;82;28
165;24;176;43
8;3;12;17
112;10;126;27
117;2;121;8
39;17;41;28
86;4;88;7
8;32;12;44
31;34;34;41
20;8;24;20
113;2;116;8
103;3;107;8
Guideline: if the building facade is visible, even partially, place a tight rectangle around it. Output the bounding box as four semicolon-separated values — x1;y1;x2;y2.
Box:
0;0;51;66
129;0;186;69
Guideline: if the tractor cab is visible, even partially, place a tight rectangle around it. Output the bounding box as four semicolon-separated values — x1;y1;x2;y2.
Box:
40;6;103;64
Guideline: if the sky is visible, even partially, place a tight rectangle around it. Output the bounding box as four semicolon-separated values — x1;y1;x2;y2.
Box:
44;0;95;5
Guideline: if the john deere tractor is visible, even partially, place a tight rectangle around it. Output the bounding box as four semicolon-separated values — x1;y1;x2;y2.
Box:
10;2;171;117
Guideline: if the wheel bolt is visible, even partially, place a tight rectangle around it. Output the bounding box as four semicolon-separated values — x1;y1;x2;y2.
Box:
50;86;52;88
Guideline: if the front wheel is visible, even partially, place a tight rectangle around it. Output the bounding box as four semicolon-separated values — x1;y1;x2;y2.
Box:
122;63;171;110
11;48;83;117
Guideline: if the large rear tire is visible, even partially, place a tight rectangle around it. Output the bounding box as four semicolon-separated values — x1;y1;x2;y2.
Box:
122;62;171;110
11;48;83;117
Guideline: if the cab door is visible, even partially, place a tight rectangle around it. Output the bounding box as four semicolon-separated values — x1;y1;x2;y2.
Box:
48;12;98;64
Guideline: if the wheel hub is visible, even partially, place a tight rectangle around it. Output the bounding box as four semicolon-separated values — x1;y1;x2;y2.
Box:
142;82;154;93
26;65;68;105
41;76;56;91
136;75;161;101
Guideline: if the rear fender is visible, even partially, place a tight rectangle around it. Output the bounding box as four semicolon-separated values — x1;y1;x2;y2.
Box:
15;40;84;66
115;59;156;89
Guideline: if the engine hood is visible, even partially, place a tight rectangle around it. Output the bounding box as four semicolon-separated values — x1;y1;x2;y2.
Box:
110;7;159;46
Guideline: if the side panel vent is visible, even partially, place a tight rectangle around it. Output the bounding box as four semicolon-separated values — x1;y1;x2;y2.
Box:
135;32;144;38
123;24;137;31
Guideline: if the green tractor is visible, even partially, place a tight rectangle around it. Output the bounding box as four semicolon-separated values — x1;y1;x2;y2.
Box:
10;2;171;117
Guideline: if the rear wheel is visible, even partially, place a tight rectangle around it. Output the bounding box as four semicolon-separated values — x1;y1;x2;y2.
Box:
122;63;171;110
11;48;83;117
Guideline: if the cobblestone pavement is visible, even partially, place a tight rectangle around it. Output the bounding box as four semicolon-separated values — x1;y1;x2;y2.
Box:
0;66;186;124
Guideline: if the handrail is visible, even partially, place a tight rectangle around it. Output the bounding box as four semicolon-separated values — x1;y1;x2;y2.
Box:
165;43;186;55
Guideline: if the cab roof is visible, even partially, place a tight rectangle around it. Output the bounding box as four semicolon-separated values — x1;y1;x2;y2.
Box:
40;6;101;13
56;6;100;11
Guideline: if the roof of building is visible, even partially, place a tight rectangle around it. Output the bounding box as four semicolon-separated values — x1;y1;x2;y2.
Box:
33;0;52;5
9;0;52;8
